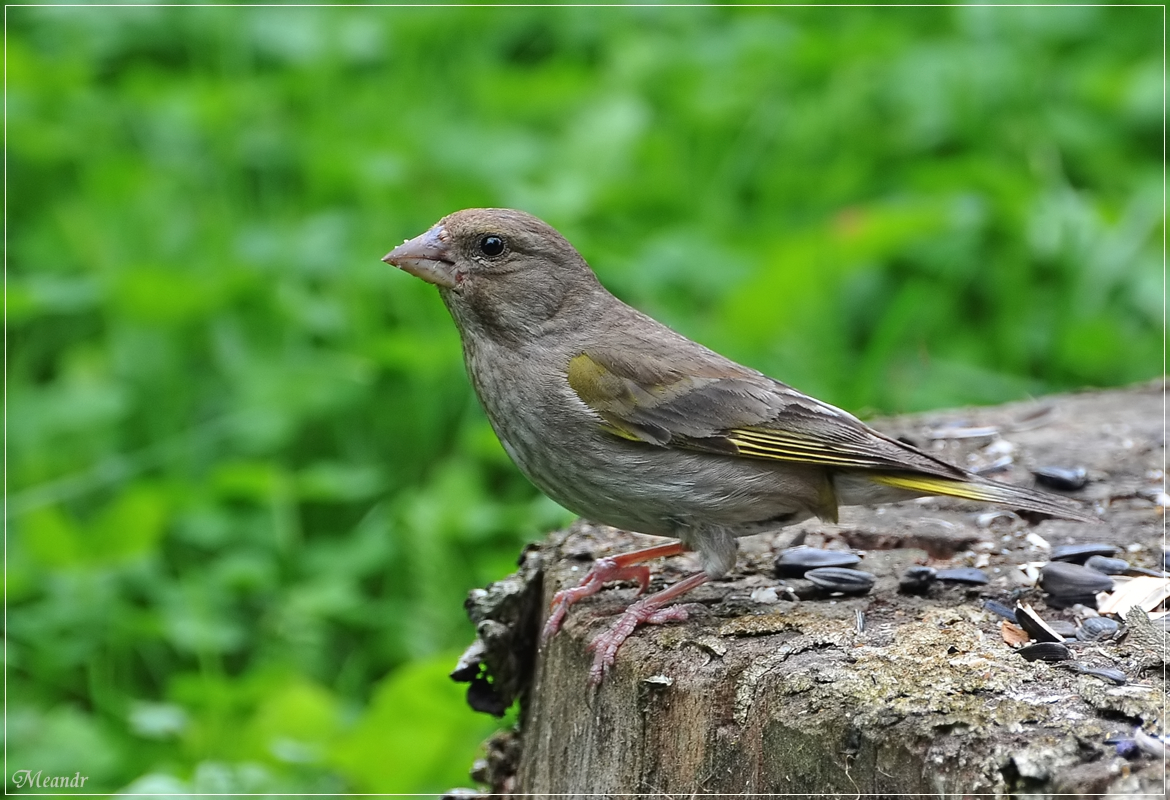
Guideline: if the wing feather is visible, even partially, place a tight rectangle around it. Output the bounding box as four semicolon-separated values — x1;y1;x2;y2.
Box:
567;349;967;480
565;349;1095;524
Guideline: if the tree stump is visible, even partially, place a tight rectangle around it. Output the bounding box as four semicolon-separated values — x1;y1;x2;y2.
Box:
452;380;1167;797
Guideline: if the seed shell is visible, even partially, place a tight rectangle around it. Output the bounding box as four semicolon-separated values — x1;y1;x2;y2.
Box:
1075;616;1122;642
774;547;861;577
1032;466;1088;491
804;567;876;595
1084;555;1130;575
1014;603;1064;643
1040;561;1114;598
982;600;1017;623
1016;642;1072;662
1049;543;1118;564
1097;576;1170;616
1067;663;1127;685
935;567;989;585
898;566;937;593
1001;621;1030;647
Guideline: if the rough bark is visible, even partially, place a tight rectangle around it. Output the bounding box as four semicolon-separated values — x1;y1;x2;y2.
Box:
452;380;1168;798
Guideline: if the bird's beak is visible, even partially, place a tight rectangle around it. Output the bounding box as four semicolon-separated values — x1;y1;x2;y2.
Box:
382;225;458;289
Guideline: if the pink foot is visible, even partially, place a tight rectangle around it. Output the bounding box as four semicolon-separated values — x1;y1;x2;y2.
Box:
584;571;711;684
586;600;691;684
541;557;650;643
540;541;687;644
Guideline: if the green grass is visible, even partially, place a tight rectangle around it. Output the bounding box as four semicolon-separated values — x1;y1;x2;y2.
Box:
6;5;1161;794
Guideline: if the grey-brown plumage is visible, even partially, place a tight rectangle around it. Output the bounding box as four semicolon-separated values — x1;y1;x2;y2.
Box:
384;207;1096;681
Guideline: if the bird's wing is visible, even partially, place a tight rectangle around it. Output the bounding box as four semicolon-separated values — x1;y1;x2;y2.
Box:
566;348;968;480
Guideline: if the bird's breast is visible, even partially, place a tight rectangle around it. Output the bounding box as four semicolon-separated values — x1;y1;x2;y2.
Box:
460;338;815;544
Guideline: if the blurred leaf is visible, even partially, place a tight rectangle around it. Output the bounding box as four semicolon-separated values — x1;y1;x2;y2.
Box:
110;265;235;325
329;655;494;792
128;701;190;741
5;705;122;791
87;483;170;562
212;460;285;502
244;678;340;765
6;274;103;322
295;461;385;502
21;505;84;568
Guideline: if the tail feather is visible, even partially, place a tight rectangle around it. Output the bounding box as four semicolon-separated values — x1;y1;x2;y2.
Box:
869;474;1098;523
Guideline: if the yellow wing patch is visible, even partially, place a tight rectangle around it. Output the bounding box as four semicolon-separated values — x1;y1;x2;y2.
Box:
726;428;879;468
567;353;623;403
567;353;652;442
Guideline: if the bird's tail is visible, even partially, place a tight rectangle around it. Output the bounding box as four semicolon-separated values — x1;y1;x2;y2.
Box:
869;474;1099;523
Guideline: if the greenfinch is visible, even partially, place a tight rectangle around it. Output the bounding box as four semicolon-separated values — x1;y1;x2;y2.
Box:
384;208;1095;683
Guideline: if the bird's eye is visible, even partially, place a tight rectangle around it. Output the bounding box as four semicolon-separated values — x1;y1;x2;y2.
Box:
478;235;506;257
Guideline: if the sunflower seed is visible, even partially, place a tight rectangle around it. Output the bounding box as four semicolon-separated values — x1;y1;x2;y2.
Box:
898;566;937;593
1017;642;1072;662
1050;543;1118;564
1066;663;1127;685
1075;616;1122;642
1032;466;1088;491
1084;555;1130;575
1014;603;1064;643
983;600;1017;623
774;547;861;577
935;567;989;585
1040;561;1114;599
804;567;876;595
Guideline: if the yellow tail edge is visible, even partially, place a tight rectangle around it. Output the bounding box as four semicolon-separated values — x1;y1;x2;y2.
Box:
869;474;1098;523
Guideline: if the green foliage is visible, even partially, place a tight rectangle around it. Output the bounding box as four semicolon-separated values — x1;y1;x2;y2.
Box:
7;5;1160;793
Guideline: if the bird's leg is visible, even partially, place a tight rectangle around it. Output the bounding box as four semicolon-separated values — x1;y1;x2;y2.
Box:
541;541;687;643
586;571;709;684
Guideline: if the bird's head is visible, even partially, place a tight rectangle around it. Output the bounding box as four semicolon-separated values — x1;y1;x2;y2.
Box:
384;208;602;341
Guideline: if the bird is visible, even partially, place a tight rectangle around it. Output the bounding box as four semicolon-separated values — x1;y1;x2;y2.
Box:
383;208;1097;683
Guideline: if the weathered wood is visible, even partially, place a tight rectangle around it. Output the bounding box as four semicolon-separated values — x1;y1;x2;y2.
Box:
454;380;1167;798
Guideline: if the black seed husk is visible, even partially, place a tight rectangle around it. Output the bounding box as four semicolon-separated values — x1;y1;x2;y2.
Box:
1033;466;1088;491
804;567;876;594
1084;555;1130;575
1050;543;1119;564
1067;663;1127;684
935;567;989;585
1040;561;1114;598
899;566;937;593
1076;616;1122;642
1015;604;1064;643
1017;642;1072;662
775;547;861;577
983;600;1017;623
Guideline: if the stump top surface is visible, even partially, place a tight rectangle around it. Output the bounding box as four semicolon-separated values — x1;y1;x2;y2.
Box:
466;381;1168;797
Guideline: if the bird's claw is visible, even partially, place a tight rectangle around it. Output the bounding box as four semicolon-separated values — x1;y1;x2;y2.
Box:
540;557;652;644
586;600;690;684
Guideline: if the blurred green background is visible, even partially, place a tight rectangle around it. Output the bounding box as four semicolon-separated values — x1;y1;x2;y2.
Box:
6;4;1161;795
